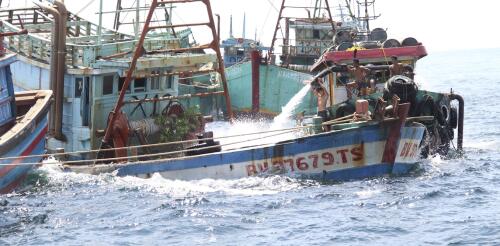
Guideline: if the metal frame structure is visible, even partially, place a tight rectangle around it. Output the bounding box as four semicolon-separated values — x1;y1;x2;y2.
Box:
101;0;233;149
269;0;335;57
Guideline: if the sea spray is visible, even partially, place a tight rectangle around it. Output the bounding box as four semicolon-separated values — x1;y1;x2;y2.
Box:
270;83;312;130
206;84;313;149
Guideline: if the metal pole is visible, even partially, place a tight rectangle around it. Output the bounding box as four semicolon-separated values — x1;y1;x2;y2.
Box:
54;0;68;141
215;14;220;41
449;94;464;152
113;0;122;30
323;0;336;31
203;0;233;121
136;0;140;38
251;50;260;113
101;0;159;146
35;2;60;137
269;0;286;56
97;0;103;45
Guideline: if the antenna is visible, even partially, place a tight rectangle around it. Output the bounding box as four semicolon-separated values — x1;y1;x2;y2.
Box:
242;12;246;39
229;14;233;38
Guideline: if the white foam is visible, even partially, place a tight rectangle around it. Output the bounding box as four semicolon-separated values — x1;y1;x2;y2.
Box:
270;84;311;130
36;157;306;198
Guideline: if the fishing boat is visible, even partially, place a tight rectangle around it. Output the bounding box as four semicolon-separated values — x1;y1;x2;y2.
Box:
0;28;52;193
220;14;268;68
225;0;463;156
225;0;336;117
309;1;464;156
0;0;232;161
50;1;429;182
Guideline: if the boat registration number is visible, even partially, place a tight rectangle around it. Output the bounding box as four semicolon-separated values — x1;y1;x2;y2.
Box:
246;145;364;176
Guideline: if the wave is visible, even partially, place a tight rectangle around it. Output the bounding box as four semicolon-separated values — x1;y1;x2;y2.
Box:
27;161;311;198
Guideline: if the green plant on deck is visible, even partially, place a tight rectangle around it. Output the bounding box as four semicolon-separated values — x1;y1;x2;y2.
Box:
155;106;201;143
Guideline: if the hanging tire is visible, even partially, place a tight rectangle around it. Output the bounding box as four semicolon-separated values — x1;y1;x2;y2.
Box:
335;103;355;118
370;28;387;42
359;41;380;49
402;37;419;46
337;41;353;51
382;39;401;48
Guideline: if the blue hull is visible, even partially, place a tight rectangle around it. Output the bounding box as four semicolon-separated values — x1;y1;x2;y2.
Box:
107;124;425;182
0;109;48;193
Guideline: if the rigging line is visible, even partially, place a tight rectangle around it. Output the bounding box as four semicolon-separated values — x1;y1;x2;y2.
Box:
76;0;97;16
265;0;280;12
0;129;301;166
259;3;273;41
119;0;137;30
0;125;312;162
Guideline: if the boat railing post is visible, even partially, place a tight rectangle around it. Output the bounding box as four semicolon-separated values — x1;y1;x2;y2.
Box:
312;116;323;134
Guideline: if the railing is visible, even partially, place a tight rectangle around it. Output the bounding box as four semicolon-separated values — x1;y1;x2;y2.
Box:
0;7;191;67
281;40;335;56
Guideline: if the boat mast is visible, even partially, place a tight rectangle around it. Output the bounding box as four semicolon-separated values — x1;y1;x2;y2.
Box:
135;0;140;38
242;12;246;39
113;0;122;30
229;15;233;38
364;0;369;31
97;0;103;45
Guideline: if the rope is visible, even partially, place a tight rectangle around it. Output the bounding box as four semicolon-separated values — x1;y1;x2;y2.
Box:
0;128;303;167
0;124;313;163
380;44;390;66
76;0;97;16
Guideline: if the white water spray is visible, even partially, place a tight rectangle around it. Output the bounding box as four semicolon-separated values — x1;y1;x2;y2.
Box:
270;84;311;130
206;84;312;149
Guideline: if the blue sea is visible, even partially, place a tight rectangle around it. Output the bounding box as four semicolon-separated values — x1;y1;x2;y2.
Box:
1;48;500;245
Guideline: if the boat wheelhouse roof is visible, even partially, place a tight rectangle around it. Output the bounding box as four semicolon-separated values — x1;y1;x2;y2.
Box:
0;6;195;70
0;53;16;68
311;45;428;72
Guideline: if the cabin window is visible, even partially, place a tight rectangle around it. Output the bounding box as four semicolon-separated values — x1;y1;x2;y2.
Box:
134;78;146;92
81;77;91;127
75;77;83;98
102;75;114;95
150;70;161;90
313;29;320;39
118;77;130;93
236;49;245;56
165;75;173;89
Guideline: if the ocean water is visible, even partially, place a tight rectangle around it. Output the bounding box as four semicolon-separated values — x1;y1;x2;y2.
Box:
2;48;500;245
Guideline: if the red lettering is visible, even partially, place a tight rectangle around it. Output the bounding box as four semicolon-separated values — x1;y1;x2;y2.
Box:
400;143;409;157
322;152;334;166
246;164;257;176
296;157;309;171
308;154;319;168
351;144;364;162
337;149;349;163
411;144;418;158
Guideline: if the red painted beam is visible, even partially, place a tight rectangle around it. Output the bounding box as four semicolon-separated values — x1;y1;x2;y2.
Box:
251;50;260;113
312;45;428;71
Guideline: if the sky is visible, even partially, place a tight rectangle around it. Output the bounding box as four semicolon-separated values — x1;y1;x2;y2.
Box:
3;0;500;52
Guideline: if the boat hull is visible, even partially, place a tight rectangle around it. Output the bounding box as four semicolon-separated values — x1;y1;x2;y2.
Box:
69;123;424;182
0;112;48;193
